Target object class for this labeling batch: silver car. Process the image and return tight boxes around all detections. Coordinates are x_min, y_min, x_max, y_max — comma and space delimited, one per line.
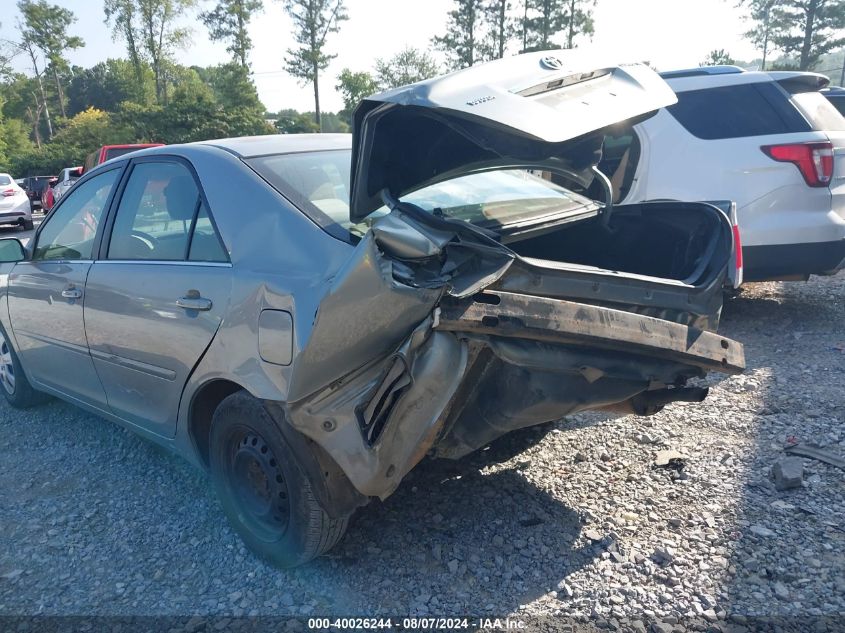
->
0, 52, 744, 567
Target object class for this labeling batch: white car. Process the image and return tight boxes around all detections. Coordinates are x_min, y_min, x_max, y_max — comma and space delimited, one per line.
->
602, 66, 845, 282
0, 174, 34, 231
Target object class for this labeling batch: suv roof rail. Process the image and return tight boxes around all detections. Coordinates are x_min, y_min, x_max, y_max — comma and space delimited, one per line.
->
659, 65, 746, 80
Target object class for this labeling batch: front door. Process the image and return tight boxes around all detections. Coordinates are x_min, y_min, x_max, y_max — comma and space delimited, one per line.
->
7, 168, 121, 407
83, 159, 232, 436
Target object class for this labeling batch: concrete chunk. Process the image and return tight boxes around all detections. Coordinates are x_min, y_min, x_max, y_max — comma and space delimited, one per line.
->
772, 457, 804, 491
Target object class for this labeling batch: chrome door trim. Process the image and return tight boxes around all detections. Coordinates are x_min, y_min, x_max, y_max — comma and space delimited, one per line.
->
12, 329, 91, 356
87, 347, 178, 381
93, 260, 232, 268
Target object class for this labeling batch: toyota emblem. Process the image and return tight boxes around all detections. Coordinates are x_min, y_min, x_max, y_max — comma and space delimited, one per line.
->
540, 56, 564, 70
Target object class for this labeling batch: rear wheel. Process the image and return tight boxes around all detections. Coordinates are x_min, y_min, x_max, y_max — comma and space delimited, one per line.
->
0, 326, 48, 408
209, 391, 348, 568
22, 219, 34, 231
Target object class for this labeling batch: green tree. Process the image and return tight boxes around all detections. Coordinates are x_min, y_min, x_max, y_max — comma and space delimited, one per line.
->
0, 72, 46, 147
104, 0, 197, 104
0, 117, 33, 170
16, 5, 53, 140
16, 0, 84, 119
274, 108, 319, 133
194, 63, 265, 110
434, 0, 484, 69
374, 47, 440, 89
700, 49, 738, 66
335, 68, 378, 123
739, 0, 779, 70
769, 0, 845, 70
114, 66, 272, 143
7, 145, 79, 177
521, 0, 566, 51
200, 0, 263, 68
521, 0, 594, 51
50, 107, 129, 151
482, 0, 514, 59
563, 0, 594, 48
281, 0, 348, 130
103, 0, 145, 84
66, 59, 156, 115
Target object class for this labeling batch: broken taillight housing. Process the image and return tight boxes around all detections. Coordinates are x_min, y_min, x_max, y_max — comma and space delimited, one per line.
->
761, 141, 834, 187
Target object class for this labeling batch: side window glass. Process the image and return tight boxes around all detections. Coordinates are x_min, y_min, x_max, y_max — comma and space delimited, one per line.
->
33, 169, 119, 261
108, 162, 200, 261
189, 203, 228, 263
667, 83, 811, 139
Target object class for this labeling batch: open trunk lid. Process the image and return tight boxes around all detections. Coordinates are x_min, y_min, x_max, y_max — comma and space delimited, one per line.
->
349, 51, 677, 221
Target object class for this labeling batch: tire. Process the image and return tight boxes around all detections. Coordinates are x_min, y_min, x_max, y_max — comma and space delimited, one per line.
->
22, 219, 34, 231
0, 325, 48, 408
209, 391, 348, 568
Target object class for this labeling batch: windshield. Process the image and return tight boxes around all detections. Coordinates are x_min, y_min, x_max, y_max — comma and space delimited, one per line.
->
246, 149, 598, 238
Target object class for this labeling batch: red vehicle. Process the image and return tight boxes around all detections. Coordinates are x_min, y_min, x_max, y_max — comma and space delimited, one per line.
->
39, 176, 59, 211
83, 143, 164, 173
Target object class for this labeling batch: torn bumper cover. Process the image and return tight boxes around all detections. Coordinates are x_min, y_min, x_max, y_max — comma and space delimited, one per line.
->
284, 209, 746, 501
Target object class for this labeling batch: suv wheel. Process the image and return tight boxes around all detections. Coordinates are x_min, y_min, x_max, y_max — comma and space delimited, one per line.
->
209, 391, 348, 568
0, 326, 48, 408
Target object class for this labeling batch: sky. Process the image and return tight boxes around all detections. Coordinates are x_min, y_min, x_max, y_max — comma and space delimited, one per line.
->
2, 0, 761, 113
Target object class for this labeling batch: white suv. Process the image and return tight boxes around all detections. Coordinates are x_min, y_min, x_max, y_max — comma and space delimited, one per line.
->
601, 66, 845, 282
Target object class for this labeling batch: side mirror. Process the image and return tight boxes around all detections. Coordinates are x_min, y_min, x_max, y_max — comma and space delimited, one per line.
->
0, 239, 27, 263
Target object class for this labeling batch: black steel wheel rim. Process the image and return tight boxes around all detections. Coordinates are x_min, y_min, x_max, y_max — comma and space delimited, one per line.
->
226, 428, 290, 541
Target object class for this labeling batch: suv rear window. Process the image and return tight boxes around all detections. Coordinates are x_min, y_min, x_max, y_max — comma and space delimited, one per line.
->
667, 82, 811, 139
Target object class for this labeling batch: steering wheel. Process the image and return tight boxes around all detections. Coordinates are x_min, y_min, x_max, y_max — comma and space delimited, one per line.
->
129, 230, 158, 253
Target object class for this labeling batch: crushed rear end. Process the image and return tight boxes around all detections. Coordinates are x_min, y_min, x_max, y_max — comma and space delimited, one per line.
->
283, 52, 746, 501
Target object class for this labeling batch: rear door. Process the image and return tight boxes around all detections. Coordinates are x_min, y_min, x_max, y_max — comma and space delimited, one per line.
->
7, 168, 121, 407
83, 157, 232, 437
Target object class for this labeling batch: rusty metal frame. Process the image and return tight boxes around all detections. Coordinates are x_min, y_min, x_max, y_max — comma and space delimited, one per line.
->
437, 291, 745, 374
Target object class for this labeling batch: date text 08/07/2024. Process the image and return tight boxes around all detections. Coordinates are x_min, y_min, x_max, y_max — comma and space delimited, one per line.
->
307, 617, 527, 630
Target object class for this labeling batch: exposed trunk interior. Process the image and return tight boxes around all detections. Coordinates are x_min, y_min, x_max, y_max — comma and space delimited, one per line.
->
506, 201, 732, 287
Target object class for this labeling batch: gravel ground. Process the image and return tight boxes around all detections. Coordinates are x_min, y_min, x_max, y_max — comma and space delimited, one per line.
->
0, 272, 843, 630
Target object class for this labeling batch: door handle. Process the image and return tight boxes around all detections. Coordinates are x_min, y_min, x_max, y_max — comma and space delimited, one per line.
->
61, 287, 82, 300
176, 291, 212, 311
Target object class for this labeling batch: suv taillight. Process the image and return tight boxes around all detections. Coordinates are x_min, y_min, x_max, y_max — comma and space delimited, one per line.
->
2, 188, 16, 197
761, 141, 834, 187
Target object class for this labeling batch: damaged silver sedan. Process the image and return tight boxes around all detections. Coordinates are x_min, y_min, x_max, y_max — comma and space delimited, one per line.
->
0, 52, 744, 567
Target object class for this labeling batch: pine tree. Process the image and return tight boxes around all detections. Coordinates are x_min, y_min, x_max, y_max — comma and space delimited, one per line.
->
281, 0, 348, 130
201, 0, 264, 69
433, 0, 485, 70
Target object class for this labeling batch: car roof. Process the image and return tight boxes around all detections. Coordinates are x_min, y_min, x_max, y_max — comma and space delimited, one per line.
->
661, 67, 830, 92
197, 133, 352, 158
822, 86, 845, 96
99, 143, 164, 150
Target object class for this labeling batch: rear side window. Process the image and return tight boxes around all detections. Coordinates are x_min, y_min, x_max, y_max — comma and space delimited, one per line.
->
789, 91, 845, 131
827, 96, 845, 117
667, 82, 811, 139
108, 161, 228, 262
0, 176, 11, 186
